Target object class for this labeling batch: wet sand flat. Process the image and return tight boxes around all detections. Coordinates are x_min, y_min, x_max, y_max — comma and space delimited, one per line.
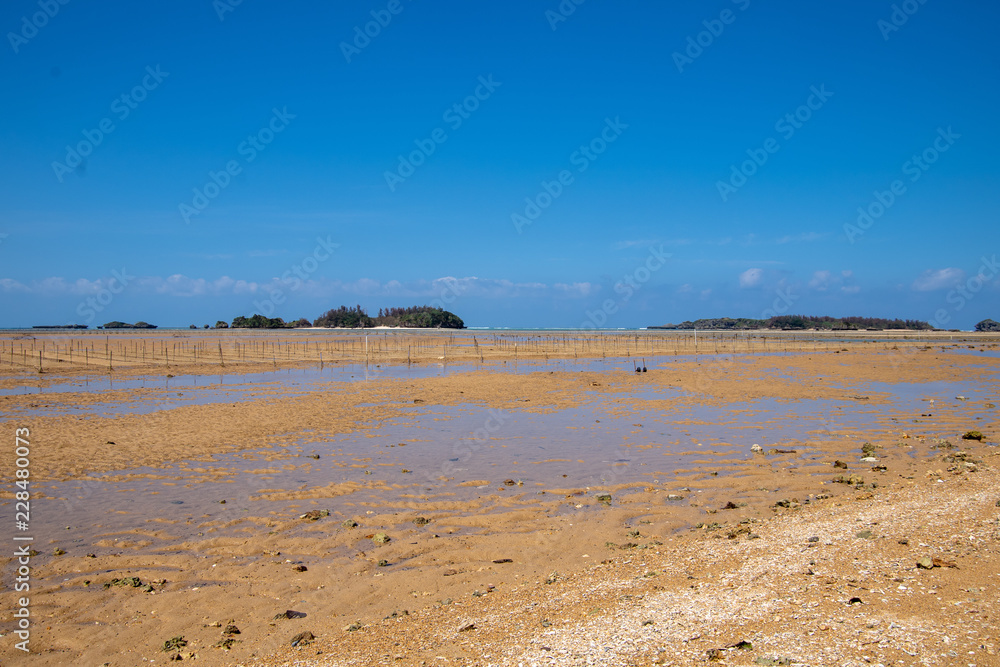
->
0, 332, 997, 666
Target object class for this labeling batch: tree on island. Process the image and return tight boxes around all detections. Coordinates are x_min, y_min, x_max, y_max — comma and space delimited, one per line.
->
312, 305, 372, 328
312, 305, 465, 329
653, 315, 932, 331
975, 319, 1000, 332
231, 314, 288, 329
102, 321, 157, 329
373, 305, 465, 329
215, 321, 229, 329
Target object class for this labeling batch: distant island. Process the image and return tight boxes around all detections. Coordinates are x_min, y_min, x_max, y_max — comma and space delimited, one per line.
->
100, 321, 158, 329
31, 324, 88, 329
975, 319, 1000, 332
222, 305, 465, 330
650, 315, 933, 331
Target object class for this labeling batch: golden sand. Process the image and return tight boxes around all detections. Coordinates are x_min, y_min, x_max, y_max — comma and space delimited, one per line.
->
0, 331, 996, 665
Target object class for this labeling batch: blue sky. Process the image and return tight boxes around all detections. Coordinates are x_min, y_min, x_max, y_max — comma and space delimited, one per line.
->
1, 0, 998, 328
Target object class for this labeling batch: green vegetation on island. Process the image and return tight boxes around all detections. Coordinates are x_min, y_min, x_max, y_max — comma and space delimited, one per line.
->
31, 324, 88, 329
230, 314, 299, 329
100, 321, 157, 329
312, 305, 464, 329
225, 306, 463, 330
975, 319, 1000, 332
651, 315, 933, 331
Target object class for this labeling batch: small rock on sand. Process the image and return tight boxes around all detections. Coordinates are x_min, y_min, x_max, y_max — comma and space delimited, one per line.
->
290, 631, 314, 647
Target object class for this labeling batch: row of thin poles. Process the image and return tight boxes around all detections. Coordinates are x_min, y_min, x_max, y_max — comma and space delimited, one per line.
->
0, 330, 951, 374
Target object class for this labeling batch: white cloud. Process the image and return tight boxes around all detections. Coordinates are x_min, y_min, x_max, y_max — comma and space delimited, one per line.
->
841, 285, 861, 294
0, 278, 28, 293
554, 282, 594, 296
0, 273, 598, 303
808, 270, 833, 290
739, 268, 763, 288
912, 268, 964, 291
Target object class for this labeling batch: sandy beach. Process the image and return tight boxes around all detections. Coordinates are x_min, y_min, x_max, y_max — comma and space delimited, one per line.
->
0, 330, 997, 666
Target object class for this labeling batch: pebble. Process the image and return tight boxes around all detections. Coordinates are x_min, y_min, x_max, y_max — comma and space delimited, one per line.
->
290, 631, 315, 646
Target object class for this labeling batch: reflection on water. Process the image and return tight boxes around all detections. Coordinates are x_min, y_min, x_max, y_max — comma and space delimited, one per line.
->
20, 375, 993, 555
0, 357, 640, 397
